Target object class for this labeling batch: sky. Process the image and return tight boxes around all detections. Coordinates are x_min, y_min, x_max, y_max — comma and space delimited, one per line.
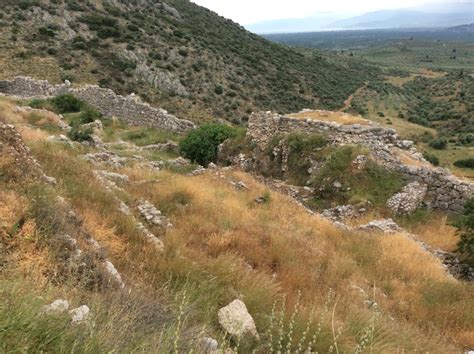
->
190, 0, 452, 25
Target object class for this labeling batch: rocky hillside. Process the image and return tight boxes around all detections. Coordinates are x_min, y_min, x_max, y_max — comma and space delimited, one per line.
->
1, 90, 473, 351
0, 0, 377, 123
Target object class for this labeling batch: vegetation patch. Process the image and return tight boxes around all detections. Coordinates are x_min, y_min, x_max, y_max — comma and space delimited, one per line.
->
454, 158, 474, 169
311, 146, 404, 208
180, 124, 240, 166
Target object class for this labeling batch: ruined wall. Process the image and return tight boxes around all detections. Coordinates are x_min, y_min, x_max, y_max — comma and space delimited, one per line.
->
0, 77, 195, 133
247, 111, 474, 213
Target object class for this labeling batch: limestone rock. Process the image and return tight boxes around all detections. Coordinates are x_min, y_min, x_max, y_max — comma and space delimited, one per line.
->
200, 337, 219, 352
322, 204, 366, 222
104, 260, 125, 288
138, 200, 172, 228
218, 299, 259, 339
70, 305, 90, 323
359, 219, 401, 234
43, 299, 70, 314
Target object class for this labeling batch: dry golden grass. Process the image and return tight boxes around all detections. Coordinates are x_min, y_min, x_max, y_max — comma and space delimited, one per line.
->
17, 126, 50, 142
120, 166, 471, 350
378, 233, 448, 281
393, 148, 431, 168
405, 213, 460, 252
0, 98, 24, 125
5, 121, 471, 351
287, 110, 370, 125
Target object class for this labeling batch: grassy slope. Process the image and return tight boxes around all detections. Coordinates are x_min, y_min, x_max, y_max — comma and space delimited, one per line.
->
1, 98, 473, 351
0, 0, 377, 123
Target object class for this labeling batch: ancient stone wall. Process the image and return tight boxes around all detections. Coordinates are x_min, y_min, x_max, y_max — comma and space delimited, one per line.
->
247, 111, 474, 213
0, 77, 195, 133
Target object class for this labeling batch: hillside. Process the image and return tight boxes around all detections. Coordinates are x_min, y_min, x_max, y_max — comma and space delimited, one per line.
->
0, 0, 377, 123
1, 93, 473, 352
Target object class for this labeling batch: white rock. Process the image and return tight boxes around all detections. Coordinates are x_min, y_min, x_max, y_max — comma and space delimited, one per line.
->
42, 299, 70, 314
218, 299, 259, 339
359, 219, 400, 234
104, 260, 125, 288
70, 305, 90, 323
200, 337, 219, 352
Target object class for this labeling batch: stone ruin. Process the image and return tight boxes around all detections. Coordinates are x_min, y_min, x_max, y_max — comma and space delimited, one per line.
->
244, 111, 473, 213
0, 76, 195, 133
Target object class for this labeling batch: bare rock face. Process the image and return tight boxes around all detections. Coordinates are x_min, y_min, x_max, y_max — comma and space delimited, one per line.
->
218, 299, 259, 339
387, 181, 428, 215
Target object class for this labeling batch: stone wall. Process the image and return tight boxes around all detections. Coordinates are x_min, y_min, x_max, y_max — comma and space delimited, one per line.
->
0, 77, 195, 133
247, 111, 474, 213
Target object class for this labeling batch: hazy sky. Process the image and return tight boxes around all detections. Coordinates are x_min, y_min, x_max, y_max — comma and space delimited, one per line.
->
191, 0, 451, 25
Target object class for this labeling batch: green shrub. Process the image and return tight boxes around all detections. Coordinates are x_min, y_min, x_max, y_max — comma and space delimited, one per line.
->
423, 152, 440, 166
68, 126, 93, 142
429, 138, 448, 150
50, 94, 83, 114
214, 85, 224, 95
77, 106, 102, 125
454, 158, 474, 169
180, 124, 237, 166
28, 98, 53, 111
456, 198, 474, 265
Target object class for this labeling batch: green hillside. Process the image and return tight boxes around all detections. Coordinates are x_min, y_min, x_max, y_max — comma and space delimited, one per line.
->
0, 0, 377, 123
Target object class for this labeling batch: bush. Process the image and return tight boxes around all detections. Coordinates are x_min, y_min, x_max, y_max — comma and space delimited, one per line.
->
454, 158, 474, 169
423, 152, 440, 166
77, 106, 102, 125
456, 198, 474, 265
429, 138, 448, 150
50, 94, 83, 114
180, 124, 237, 166
68, 126, 93, 142
214, 85, 224, 95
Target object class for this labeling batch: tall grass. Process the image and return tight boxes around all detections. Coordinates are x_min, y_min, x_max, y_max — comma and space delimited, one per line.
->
3, 105, 471, 352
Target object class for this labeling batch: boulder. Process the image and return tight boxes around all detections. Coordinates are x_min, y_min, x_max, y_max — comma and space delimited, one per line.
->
218, 300, 259, 339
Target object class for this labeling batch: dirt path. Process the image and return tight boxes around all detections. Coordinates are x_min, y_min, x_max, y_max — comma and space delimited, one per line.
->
339, 84, 367, 112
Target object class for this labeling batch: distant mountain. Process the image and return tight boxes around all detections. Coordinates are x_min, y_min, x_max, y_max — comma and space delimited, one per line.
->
247, 1, 473, 33
245, 13, 352, 34
327, 9, 473, 30
447, 23, 474, 33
